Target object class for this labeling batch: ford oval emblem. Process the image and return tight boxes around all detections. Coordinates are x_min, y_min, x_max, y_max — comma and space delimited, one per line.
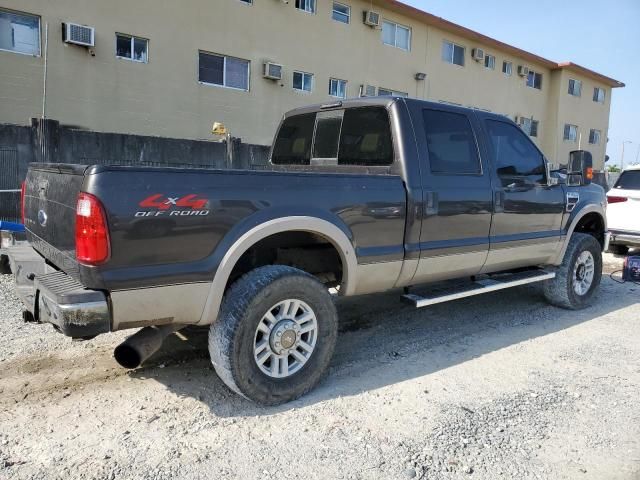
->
37, 209, 48, 227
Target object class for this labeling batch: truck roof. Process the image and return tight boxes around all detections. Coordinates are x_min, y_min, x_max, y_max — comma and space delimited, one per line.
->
283, 96, 511, 123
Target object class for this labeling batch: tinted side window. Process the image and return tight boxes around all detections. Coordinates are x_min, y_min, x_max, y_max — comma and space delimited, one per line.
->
338, 107, 393, 166
485, 120, 546, 186
422, 109, 481, 174
272, 113, 316, 165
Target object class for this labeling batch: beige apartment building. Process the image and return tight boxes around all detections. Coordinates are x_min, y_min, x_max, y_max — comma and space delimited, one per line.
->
0, 0, 624, 169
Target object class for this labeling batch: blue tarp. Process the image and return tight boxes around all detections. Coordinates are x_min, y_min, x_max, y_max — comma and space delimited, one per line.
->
0, 221, 25, 233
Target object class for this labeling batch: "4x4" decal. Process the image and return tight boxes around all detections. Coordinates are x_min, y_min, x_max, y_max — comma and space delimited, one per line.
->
135, 194, 210, 217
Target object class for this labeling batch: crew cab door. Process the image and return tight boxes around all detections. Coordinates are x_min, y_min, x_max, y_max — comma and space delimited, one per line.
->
407, 104, 493, 283
479, 117, 565, 272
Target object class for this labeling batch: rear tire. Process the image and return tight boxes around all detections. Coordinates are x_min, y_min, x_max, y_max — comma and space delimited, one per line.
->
0, 255, 10, 274
608, 244, 629, 256
209, 265, 338, 405
543, 233, 602, 310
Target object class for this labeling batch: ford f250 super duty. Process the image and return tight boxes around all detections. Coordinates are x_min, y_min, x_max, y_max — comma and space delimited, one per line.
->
10, 97, 608, 405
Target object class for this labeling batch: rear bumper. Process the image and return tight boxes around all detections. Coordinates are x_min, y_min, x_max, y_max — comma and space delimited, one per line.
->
609, 229, 640, 247
8, 245, 111, 338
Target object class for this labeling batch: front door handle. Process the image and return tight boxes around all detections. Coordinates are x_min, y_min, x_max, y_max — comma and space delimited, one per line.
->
494, 190, 505, 213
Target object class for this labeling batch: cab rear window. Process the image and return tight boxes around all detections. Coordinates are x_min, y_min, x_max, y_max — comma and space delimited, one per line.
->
271, 107, 393, 167
614, 170, 640, 190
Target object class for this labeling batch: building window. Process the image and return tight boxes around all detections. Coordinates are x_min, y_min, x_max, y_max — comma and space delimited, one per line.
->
589, 129, 601, 145
295, 0, 316, 13
332, 2, 350, 23
0, 9, 40, 56
484, 54, 495, 70
293, 71, 313, 92
378, 88, 408, 97
329, 78, 347, 98
563, 124, 578, 142
237, 0, 253, 4
593, 87, 606, 103
568, 78, 582, 97
526, 70, 543, 90
502, 61, 512, 76
116, 34, 148, 63
382, 20, 410, 51
519, 117, 539, 138
441, 41, 465, 66
199, 51, 250, 91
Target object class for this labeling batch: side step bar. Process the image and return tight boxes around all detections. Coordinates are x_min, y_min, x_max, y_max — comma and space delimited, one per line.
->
402, 270, 555, 308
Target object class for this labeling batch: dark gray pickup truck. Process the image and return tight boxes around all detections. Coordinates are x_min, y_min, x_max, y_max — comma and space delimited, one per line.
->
12, 97, 608, 404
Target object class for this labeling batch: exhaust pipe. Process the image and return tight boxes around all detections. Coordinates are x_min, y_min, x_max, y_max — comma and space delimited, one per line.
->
114, 325, 180, 369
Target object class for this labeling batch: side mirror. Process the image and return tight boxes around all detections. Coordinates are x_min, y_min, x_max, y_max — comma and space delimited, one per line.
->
567, 150, 593, 186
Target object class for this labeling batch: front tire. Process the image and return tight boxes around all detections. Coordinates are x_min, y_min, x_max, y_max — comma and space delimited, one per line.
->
543, 233, 602, 310
209, 265, 338, 405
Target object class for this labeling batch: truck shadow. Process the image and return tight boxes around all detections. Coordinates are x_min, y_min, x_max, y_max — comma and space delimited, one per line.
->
130, 277, 638, 417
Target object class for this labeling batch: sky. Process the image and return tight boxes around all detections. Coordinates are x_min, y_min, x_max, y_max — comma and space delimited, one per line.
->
403, 0, 640, 168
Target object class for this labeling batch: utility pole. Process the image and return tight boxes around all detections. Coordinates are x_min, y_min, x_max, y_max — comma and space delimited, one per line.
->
621, 140, 632, 170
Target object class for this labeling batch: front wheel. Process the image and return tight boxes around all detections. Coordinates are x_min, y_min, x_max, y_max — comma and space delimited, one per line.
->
209, 265, 338, 405
543, 233, 602, 310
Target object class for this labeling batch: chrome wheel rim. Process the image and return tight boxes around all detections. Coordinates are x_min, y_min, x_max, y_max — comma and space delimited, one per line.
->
573, 251, 595, 296
253, 299, 318, 378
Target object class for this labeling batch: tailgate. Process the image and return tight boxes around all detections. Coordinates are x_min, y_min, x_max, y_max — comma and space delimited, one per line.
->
24, 164, 87, 267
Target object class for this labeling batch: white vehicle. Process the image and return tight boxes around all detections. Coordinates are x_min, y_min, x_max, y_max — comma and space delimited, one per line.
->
607, 165, 640, 255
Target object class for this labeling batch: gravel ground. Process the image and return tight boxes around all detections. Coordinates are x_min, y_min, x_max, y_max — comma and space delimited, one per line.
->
0, 253, 639, 480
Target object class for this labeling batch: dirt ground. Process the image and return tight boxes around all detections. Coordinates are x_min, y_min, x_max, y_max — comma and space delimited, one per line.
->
0, 253, 638, 480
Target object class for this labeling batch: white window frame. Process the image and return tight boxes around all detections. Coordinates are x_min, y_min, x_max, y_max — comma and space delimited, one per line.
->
502, 61, 512, 76
441, 40, 465, 67
526, 70, 543, 90
484, 54, 495, 70
115, 34, 149, 63
568, 78, 582, 97
593, 87, 606, 103
293, 71, 313, 92
564, 124, 578, 142
382, 20, 411, 51
0, 8, 41, 57
331, 2, 350, 23
329, 78, 347, 98
589, 129, 601, 145
295, 0, 316, 14
378, 87, 408, 97
198, 51, 250, 92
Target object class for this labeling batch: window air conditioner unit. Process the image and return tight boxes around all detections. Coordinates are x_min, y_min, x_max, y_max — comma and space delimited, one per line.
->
63, 22, 95, 47
471, 48, 485, 62
263, 62, 283, 80
517, 65, 530, 77
363, 11, 381, 28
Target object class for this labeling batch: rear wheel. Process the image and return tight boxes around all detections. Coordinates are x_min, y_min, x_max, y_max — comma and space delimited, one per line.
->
543, 233, 602, 310
209, 265, 338, 405
608, 244, 629, 256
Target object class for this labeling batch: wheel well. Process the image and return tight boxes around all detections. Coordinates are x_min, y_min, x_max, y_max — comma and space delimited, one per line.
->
573, 212, 605, 248
227, 231, 344, 290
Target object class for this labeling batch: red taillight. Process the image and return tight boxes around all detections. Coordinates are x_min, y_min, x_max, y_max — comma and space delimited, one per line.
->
75, 192, 110, 265
607, 195, 628, 204
20, 181, 26, 224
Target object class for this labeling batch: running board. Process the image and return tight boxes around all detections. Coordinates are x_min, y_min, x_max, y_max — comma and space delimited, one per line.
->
402, 270, 555, 308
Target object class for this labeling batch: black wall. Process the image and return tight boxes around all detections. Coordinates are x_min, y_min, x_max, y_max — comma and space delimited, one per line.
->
0, 119, 270, 222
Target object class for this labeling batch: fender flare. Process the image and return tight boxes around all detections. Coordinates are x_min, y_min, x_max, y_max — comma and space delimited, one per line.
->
198, 216, 358, 325
552, 204, 606, 265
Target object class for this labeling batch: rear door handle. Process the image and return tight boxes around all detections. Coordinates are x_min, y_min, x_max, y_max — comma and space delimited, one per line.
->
424, 191, 438, 216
